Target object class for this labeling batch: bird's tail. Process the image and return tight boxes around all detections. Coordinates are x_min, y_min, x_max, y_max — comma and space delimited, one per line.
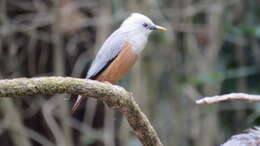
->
71, 95, 84, 114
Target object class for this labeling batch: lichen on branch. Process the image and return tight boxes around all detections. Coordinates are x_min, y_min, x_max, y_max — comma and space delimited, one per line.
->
0, 76, 163, 146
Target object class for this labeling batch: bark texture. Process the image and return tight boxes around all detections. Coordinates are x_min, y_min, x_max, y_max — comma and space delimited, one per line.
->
0, 77, 163, 146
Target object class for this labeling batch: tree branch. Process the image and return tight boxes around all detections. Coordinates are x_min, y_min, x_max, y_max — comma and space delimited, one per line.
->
196, 93, 260, 104
0, 77, 163, 146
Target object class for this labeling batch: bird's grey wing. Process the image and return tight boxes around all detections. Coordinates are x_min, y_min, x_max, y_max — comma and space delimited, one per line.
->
86, 30, 126, 79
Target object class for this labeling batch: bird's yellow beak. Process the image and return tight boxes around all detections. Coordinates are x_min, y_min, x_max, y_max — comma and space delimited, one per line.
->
155, 25, 167, 31
148, 25, 168, 31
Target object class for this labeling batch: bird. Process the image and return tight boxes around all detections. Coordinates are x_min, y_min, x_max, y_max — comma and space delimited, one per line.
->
72, 13, 167, 113
221, 127, 260, 146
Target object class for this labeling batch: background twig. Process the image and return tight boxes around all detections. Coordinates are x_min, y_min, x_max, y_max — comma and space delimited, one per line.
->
196, 93, 260, 104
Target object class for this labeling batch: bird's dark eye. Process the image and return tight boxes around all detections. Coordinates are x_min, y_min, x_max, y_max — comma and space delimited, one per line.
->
143, 23, 148, 28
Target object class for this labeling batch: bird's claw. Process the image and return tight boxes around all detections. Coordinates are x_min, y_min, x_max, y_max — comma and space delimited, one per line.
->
64, 95, 72, 101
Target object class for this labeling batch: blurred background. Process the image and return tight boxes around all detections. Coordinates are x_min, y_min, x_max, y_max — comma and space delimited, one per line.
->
1, 0, 260, 146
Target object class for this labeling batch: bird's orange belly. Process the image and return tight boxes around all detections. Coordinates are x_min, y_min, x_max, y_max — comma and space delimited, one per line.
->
96, 42, 138, 84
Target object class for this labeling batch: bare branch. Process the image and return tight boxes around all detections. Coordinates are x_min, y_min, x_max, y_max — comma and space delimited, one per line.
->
196, 93, 260, 104
0, 77, 163, 146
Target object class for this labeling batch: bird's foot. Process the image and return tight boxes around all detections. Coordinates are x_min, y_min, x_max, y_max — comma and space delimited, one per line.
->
64, 95, 72, 101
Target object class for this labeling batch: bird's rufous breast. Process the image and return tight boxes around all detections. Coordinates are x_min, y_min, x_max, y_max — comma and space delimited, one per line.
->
96, 42, 138, 83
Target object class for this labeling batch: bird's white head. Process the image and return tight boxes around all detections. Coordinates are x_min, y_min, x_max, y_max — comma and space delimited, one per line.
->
120, 13, 167, 36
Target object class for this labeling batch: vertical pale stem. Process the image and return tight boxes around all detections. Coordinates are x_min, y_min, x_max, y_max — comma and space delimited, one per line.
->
52, 0, 72, 146
0, 99, 32, 146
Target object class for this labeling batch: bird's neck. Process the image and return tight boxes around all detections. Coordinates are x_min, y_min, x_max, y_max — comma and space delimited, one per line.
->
126, 32, 148, 54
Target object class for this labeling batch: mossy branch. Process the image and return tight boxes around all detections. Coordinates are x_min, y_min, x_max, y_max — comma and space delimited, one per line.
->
0, 76, 163, 146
